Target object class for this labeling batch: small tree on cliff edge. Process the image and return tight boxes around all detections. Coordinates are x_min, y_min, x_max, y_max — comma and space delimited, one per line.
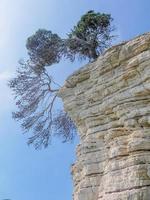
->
9, 10, 115, 149
67, 11, 114, 61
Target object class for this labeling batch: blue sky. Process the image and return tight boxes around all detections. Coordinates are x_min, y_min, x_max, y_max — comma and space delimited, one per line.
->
0, 0, 150, 199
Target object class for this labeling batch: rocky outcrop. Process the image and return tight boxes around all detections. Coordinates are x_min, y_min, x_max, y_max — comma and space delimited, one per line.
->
59, 33, 150, 200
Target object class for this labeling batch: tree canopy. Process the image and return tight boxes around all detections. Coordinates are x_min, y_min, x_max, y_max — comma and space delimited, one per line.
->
67, 10, 114, 60
26, 30, 65, 68
9, 10, 115, 149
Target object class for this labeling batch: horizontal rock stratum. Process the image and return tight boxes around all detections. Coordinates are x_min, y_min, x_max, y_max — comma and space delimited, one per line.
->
59, 33, 150, 200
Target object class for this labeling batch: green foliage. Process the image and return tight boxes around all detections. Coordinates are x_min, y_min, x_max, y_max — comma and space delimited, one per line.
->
26, 11, 115, 67
26, 29, 65, 73
67, 10, 115, 60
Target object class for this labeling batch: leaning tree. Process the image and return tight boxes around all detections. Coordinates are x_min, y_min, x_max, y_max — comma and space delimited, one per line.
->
9, 10, 115, 149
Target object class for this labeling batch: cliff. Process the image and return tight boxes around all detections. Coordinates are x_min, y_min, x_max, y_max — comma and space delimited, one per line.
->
59, 33, 150, 200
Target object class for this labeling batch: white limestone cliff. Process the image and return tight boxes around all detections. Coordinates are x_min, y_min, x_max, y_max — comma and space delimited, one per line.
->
59, 33, 150, 200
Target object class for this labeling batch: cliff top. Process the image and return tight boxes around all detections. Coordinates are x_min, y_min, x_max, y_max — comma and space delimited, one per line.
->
59, 32, 150, 92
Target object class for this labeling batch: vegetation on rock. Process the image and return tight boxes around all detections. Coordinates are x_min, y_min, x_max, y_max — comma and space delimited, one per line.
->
9, 10, 115, 149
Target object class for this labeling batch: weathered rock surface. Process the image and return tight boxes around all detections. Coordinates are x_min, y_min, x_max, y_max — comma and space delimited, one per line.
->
59, 33, 150, 200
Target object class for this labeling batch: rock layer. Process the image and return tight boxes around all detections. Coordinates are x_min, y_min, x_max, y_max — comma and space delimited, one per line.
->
59, 33, 150, 200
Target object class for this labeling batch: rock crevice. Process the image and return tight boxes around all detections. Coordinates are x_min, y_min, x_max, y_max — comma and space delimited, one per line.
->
59, 33, 150, 200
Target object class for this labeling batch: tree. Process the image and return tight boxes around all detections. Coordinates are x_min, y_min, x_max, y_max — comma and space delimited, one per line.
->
9, 59, 76, 149
67, 10, 115, 61
9, 10, 115, 149
26, 29, 65, 74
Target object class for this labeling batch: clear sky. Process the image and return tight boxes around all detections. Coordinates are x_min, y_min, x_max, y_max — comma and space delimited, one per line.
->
0, 0, 150, 199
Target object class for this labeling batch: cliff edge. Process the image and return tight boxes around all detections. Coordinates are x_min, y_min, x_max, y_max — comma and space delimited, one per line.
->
59, 33, 150, 200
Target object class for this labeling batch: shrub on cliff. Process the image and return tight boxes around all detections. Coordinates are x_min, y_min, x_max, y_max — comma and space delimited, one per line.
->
9, 10, 115, 149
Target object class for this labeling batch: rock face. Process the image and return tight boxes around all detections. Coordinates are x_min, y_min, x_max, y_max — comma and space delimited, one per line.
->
59, 33, 150, 200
